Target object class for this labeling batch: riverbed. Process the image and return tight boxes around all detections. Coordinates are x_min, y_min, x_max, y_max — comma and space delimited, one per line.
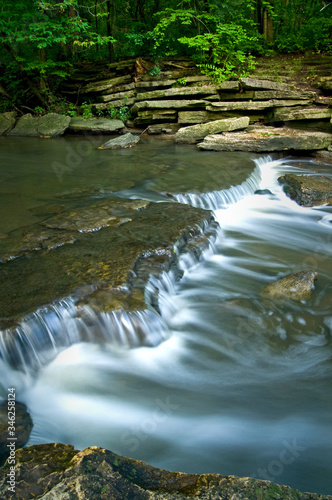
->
0, 136, 331, 495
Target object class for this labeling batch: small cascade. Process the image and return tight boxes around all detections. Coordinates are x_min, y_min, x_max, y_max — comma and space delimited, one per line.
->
173, 162, 263, 210
0, 298, 168, 375
0, 156, 290, 376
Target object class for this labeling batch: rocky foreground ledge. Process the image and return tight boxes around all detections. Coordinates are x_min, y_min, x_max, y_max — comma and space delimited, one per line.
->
0, 443, 331, 500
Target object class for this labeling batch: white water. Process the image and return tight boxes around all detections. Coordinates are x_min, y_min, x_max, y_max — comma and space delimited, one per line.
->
1, 155, 332, 495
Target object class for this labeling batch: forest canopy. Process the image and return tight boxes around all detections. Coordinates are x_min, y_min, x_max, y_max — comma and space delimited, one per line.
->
0, 0, 331, 111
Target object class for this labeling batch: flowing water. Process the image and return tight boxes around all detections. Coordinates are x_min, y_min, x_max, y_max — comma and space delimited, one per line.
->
0, 137, 332, 495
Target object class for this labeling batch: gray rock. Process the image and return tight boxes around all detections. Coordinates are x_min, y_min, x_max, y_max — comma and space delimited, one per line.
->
8, 113, 71, 137
0, 443, 330, 500
99, 90, 136, 103
262, 270, 318, 301
136, 86, 217, 100
69, 117, 124, 133
132, 100, 207, 112
175, 117, 250, 144
0, 111, 17, 135
178, 111, 208, 124
198, 127, 332, 152
269, 107, 332, 122
278, 173, 332, 206
94, 98, 136, 111
240, 78, 293, 91
98, 132, 140, 149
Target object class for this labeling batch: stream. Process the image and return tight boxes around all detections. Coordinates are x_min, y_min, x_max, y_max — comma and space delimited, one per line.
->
0, 136, 332, 495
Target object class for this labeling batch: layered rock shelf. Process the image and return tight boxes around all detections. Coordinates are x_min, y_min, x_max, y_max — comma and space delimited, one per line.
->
1, 56, 331, 153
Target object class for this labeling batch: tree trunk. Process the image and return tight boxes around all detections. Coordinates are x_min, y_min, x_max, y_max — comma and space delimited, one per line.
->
3, 43, 48, 107
106, 0, 115, 62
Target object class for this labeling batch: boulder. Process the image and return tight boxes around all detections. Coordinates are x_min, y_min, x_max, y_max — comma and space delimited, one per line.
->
0, 401, 33, 466
134, 109, 177, 125
198, 127, 332, 152
69, 117, 124, 133
98, 132, 140, 149
0, 111, 16, 135
278, 173, 332, 206
175, 117, 250, 144
262, 270, 318, 301
269, 107, 332, 122
0, 443, 330, 500
94, 98, 136, 111
8, 113, 71, 137
0, 200, 213, 321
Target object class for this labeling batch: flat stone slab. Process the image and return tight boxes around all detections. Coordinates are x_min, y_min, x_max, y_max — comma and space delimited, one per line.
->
98, 132, 140, 149
262, 270, 318, 301
1, 443, 330, 500
271, 107, 332, 122
99, 90, 136, 103
8, 113, 71, 137
278, 173, 332, 206
197, 127, 332, 152
136, 86, 217, 100
207, 100, 313, 112
132, 100, 207, 112
240, 78, 293, 91
69, 117, 124, 133
175, 116, 250, 144
81, 75, 132, 94
0, 200, 213, 321
219, 90, 316, 101
0, 111, 16, 135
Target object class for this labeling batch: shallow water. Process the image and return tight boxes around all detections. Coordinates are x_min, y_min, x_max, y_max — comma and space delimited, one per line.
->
0, 137, 332, 495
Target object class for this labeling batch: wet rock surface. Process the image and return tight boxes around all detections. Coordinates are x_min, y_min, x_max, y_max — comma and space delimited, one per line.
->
0, 199, 214, 323
278, 173, 332, 206
262, 270, 318, 301
175, 117, 250, 144
0, 443, 330, 500
68, 117, 124, 133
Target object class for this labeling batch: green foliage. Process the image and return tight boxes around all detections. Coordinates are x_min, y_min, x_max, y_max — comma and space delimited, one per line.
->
176, 78, 187, 86
106, 98, 131, 122
81, 102, 93, 120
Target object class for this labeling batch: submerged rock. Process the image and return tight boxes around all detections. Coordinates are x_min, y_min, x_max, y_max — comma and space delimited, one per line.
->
98, 132, 140, 149
262, 270, 318, 301
0, 201, 214, 321
0, 401, 33, 466
278, 173, 332, 206
0, 443, 330, 499
7, 113, 71, 137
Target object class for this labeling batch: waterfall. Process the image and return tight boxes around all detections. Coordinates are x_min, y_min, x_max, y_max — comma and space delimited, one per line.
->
0, 155, 278, 376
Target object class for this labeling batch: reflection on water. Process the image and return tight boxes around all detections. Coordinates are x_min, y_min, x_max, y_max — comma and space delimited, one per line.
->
0, 138, 332, 495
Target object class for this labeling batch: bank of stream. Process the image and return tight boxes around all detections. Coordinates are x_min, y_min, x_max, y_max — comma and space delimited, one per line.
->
0, 136, 332, 496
